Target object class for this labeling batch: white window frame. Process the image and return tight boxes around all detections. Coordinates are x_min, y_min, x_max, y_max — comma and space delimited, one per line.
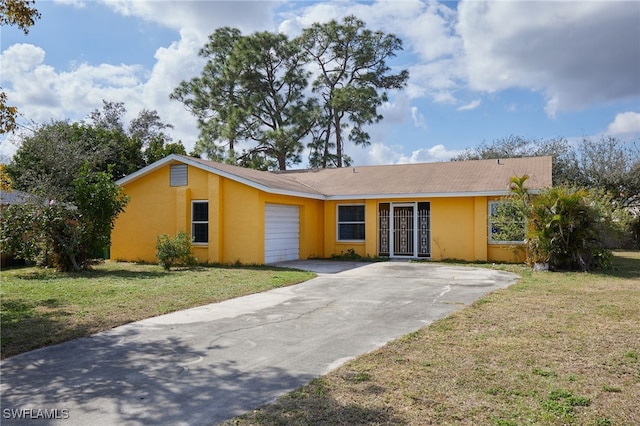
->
191, 200, 209, 245
337, 204, 365, 242
488, 201, 526, 245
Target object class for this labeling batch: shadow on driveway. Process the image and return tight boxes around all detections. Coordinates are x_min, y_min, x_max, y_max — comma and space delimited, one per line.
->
1, 261, 519, 425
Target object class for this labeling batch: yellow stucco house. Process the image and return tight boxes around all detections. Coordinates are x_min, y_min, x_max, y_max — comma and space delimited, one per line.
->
111, 154, 552, 265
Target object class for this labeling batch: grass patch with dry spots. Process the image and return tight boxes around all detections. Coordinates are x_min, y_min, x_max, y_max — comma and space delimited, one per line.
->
226, 252, 640, 426
0, 262, 314, 359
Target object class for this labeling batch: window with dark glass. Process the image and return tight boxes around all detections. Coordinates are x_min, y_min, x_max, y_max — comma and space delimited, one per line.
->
192, 201, 208, 243
337, 205, 365, 241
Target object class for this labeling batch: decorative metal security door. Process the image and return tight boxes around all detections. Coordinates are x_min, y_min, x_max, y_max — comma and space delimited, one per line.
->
378, 202, 431, 258
417, 202, 431, 258
393, 206, 414, 256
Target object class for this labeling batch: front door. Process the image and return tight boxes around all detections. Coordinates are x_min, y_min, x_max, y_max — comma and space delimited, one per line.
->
378, 202, 430, 258
392, 205, 414, 256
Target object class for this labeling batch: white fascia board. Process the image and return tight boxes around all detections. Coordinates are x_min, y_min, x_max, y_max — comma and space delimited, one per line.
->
116, 155, 180, 186
176, 157, 326, 200
117, 154, 325, 200
325, 189, 544, 201
117, 155, 546, 201
265, 188, 325, 200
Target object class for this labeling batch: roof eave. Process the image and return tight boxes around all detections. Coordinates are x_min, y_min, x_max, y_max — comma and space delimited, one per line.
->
116, 154, 180, 186
116, 154, 326, 200
325, 189, 545, 201
116, 155, 549, 201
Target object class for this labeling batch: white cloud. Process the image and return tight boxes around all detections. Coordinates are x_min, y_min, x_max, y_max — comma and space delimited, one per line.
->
396, 144, 461, 164
0, 1, 283, 154
378, 95, 411, 124
544, 95, 560, 119
2, 43, 46, 75
607, 112, 640, 136
456, 99, 481, 112
279, 0, 464, 105
284, 0, 640, 114
101, 0, 279, 36
0, 135, 20, 163
4, 0, 639, 164
410, 107, 428, 130
53, 0, 87, 8
457, 1, 640, 116
349, 142, 461, 166
0, 43, 146, 125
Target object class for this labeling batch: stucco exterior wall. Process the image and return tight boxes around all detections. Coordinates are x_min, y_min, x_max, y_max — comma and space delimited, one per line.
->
322, 197, 488, 262
111, 161, 526, 265
111, 166, 178, 262
320, 197, 521, 263
429, 197, 473, 260
112, 162, 325, 265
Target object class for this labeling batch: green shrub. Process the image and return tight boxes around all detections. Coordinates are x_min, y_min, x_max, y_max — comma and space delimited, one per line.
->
0, 167, 129, 272
527, 187, 612, 271
156, 232, 196, 270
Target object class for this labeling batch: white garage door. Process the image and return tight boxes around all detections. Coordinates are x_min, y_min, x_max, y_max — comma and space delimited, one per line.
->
264, 204, 300, 263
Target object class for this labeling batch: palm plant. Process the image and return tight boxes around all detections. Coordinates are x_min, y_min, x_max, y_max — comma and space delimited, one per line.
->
527, 187, 610, 271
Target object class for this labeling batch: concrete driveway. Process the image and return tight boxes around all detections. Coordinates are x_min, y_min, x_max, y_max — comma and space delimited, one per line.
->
1, 261, 519, 425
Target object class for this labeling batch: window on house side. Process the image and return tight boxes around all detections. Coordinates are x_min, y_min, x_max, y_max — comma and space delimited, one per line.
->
170, 164, 188, 187
192, 201, 208, 244
488, 201, 526, 244
337, 205, 365, 241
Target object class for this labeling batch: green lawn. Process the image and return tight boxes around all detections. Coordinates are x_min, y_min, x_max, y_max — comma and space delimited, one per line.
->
0, 261, 314, 359
2, 254, 638, 425
225, 252, 640, 426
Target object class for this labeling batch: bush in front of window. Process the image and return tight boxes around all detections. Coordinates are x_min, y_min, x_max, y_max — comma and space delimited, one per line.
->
155, 232, 196, 270
527, 186, 612, 271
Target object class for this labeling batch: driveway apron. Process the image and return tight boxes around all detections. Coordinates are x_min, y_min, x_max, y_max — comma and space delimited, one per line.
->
1, 261, 519, 425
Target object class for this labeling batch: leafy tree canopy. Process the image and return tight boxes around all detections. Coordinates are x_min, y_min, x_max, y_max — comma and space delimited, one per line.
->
452, 135, 582, 186
577, 136, 640, 209
2, 100, 185, 271
300, 15, 409, 168
0, 163, 12, 191
6, 101, 184, 200
0, 0, 39, 33
453, 135, 639, 203
1, 0, 41, 134
172, 29, 320, 170
87, 100, 184, 172
0, 91, 18, 135
6, 120, 125, 200
0, 166, 129, 271
172, 16, 408, 170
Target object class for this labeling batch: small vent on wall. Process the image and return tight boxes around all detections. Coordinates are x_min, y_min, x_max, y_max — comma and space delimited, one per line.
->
170, 164, 188, 187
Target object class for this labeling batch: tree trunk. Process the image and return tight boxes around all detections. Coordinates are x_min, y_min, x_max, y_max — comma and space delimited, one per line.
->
334, 114, 342, 168
322, 121, 331, 169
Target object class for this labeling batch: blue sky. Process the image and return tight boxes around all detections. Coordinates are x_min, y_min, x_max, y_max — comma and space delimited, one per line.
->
2, 0, 639, 167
